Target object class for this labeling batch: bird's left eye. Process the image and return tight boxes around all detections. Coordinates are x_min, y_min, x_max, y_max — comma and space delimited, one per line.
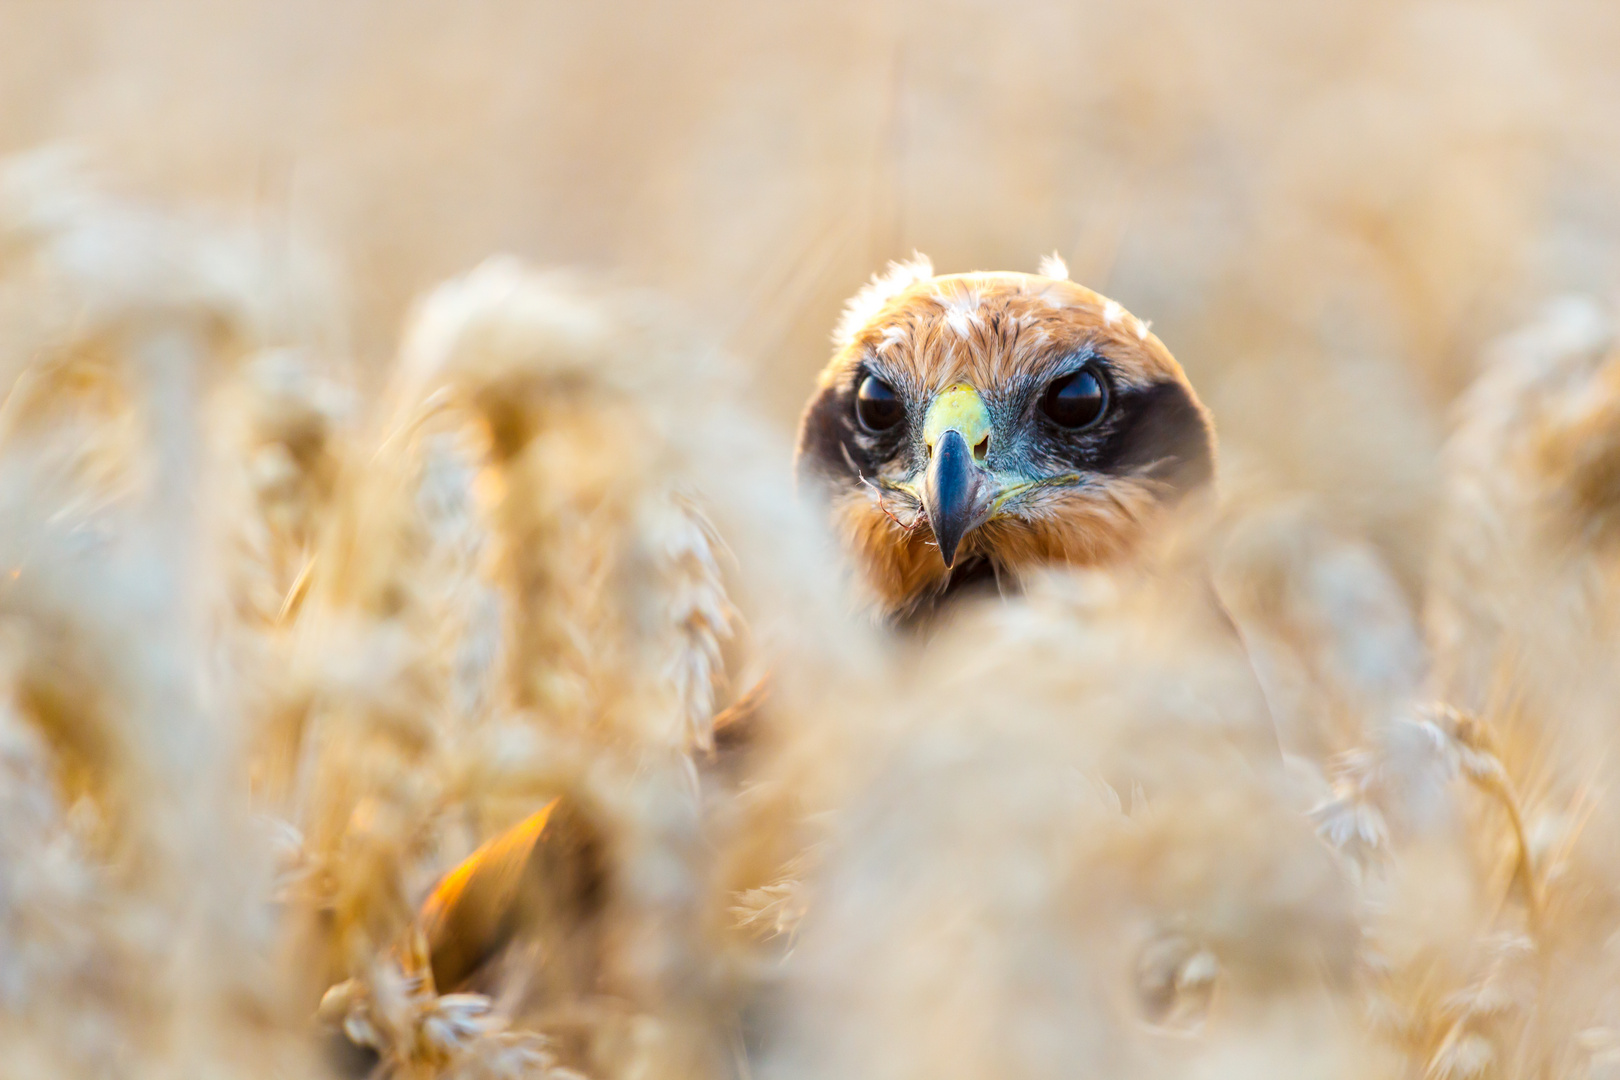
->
1042, 365, 1108, 429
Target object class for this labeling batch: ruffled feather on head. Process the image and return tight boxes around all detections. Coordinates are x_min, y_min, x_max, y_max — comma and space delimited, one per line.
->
832, 252, 934, 347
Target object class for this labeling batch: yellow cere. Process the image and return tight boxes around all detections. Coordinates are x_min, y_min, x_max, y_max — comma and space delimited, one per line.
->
922, 382, 992, 451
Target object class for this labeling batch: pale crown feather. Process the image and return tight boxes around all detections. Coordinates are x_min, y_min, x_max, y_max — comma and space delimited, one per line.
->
833, 252, 935, 346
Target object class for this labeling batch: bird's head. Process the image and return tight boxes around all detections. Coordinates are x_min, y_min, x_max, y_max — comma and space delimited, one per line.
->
796, 255, 1216, 621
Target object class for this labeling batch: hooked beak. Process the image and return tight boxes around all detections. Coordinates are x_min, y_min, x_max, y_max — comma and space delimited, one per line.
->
925, 429, 993, 568
922, 383, 995, 569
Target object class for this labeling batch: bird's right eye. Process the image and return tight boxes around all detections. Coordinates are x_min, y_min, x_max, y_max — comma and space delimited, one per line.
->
856, 375, 904, 432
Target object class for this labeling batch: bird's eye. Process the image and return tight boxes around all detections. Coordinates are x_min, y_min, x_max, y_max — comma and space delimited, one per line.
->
856, 374, 905, 432
1041, 365, 1108, 429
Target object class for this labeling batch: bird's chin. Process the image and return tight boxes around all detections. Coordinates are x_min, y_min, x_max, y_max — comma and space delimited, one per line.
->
939, 554, 1003, 600
893, 553, 1007, 629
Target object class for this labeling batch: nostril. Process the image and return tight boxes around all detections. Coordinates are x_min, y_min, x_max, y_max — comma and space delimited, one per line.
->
973, 436, 990, 462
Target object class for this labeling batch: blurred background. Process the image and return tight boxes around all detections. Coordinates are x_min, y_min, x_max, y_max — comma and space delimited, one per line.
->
8, 6, 1620, 1076
3, 0, 1617, 586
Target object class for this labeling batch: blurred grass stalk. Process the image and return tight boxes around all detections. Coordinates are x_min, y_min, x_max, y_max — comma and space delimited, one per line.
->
3, 2, 1620, 1077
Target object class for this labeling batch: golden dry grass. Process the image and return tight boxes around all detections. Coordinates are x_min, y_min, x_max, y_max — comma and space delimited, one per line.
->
5, 3, 1620, 1078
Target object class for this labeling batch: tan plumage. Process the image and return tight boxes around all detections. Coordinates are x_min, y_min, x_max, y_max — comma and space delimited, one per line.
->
796, 255, 1216, 621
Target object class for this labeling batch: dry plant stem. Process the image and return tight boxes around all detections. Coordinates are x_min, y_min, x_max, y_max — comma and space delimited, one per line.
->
1429, 702, 1544, 928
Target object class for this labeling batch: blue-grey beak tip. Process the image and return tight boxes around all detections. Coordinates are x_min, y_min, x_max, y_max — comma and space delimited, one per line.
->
925, 429, 985, 570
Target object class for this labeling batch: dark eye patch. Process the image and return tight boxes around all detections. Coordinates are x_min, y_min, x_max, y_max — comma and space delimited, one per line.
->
795, 367, 911, 486
1018, 352, 1212, 498
1094, 380, 1214, 494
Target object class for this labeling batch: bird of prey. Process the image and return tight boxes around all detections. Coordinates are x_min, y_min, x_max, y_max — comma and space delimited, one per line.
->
796, 254, 1215, 622
402, 254, 1218, 1011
